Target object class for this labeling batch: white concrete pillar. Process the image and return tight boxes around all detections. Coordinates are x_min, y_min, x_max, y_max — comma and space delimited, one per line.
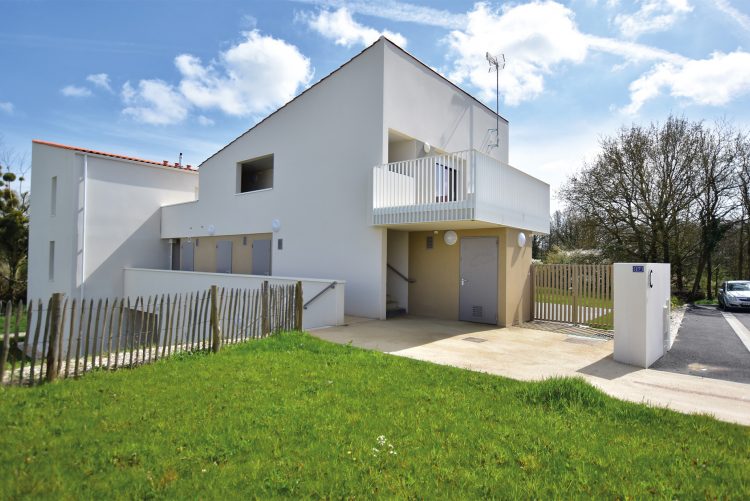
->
613, 263, 671, 368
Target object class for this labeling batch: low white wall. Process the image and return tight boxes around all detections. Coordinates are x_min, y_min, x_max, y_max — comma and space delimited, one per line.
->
123, 268, 345, 329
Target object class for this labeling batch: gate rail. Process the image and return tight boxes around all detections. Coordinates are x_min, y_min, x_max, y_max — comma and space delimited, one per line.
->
531, 264, 613, 330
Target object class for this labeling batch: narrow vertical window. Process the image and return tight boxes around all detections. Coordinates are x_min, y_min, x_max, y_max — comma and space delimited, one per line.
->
48, 241, 55, 281
50, 176, 57, 216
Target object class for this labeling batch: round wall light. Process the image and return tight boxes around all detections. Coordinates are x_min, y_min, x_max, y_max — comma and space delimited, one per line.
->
272, 219, 281, 233
444, 230, 458, 246
207, 224, 216, 236
423, 142, 431, 154
517, 232, 527, 248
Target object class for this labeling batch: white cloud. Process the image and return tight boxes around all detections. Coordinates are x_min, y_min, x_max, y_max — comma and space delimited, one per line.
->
120, 30, 312, 124
713, 0, 750, 32
121, 80, 189, 125
447, 1, 588, 105
614, 0, 693, 39
624, 50, 750, 113
304, 7, 407, 48
61, 85, 92, 97
86, 73, 112, 92
293, 0, 465, 29
585, 35, 686, 64
176, 30, 313, 116
197, 115, 215, 126
0, 102, 12, 114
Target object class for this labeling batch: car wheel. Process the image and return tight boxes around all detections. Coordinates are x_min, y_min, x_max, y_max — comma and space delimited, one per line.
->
718, 300, 724, 310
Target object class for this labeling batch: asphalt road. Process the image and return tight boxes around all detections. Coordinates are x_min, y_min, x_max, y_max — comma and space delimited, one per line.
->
651, 305, 750, 384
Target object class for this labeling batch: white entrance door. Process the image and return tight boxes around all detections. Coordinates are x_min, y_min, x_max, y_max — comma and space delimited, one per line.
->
459, 237, 498, 324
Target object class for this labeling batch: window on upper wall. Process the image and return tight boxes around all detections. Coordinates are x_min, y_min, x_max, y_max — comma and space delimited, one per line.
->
237, 154, 274, 193
50, 176, 57, 216
48, 241, 55, 281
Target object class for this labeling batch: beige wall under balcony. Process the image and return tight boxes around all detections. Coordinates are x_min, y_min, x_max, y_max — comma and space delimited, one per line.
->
408, 227, 532, 327
193, 233, 273, 274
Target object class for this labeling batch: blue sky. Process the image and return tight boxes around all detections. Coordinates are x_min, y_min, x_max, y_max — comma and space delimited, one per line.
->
2, 0, 750, 206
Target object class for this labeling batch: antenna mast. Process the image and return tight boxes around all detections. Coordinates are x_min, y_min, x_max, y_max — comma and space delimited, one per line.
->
485, 52, 505, 151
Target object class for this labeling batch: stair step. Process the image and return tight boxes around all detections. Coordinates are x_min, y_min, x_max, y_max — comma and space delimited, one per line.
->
386, 307, 407, 319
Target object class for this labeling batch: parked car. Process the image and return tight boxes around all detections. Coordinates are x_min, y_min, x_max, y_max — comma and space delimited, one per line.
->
718, 280, 750, 310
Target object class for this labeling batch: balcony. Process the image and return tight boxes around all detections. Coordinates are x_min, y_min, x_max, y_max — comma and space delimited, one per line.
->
372, 149, 549, 233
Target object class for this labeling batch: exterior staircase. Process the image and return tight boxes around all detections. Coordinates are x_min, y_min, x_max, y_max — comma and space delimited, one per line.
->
386, 294, 406, 318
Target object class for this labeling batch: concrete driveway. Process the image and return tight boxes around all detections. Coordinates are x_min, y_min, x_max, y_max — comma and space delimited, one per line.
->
314, 316, 750, 426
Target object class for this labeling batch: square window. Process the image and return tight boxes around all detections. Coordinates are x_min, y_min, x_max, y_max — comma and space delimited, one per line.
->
237, 154, 274, 193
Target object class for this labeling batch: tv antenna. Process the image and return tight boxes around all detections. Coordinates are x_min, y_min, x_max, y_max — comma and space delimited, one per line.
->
486, 52, 505, 151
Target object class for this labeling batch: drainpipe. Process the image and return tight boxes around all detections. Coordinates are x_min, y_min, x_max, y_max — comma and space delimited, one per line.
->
80, 154, 88, 301
469, 96, 474, 151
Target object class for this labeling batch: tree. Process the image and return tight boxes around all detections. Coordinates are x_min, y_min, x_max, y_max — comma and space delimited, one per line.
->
558, 116, 748, 299
0, 142, 29, 302
689, 122, 738, 298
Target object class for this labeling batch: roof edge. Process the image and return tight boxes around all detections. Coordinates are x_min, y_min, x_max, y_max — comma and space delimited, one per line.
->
199, 36, 508, 168
379, 36, 509, 125
32, 139, 197, 172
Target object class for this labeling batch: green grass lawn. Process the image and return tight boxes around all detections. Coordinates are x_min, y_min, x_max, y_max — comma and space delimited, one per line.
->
0, 306, 28, 334
694, 298, 719, 306
1, 332, 748, 498
534, 287, 613, 309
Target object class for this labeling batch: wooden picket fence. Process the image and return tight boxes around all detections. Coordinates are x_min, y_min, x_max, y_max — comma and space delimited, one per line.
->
0, 281, 302, 386
531, 264, 613, 330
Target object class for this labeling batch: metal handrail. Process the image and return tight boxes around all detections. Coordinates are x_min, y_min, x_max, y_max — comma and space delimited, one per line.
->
303, 281, 337, 310
387, 263, 415, 283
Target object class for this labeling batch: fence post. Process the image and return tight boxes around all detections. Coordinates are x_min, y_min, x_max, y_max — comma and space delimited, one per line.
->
529, 265, 536, 321
210, 285, 221, 353
261, 281, 270, 336
572, 265, 579, 325
1, 301, 11, 381
294, 281, 303, 331
46, 293, 63, 382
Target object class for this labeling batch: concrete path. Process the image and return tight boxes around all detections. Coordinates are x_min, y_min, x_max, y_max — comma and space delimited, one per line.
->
314, 316, 750, 426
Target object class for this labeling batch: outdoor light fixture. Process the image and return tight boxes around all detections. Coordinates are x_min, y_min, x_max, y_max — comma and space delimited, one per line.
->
207, 224, 216, 236
272, 219, 281, 233
423, 142, 431, 154
444, 230, 457, 246
517, 232, 527, 248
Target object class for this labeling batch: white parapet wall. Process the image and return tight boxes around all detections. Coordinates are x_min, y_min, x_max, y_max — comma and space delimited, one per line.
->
613, 263, 672, 368
123, 268, 345, 330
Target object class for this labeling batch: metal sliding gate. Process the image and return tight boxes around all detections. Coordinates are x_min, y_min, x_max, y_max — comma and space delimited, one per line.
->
531, 264, 613, 330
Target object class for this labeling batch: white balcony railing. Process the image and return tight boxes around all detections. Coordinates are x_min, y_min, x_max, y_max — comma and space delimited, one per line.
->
372, 149, 549, 233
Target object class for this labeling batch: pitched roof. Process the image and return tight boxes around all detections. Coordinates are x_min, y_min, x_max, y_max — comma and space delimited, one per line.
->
200, 36, 508, 167
32, 139, 197, 171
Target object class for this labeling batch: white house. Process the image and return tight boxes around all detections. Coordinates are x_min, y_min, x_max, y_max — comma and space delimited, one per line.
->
27, 141, 198, 302
29, 37, 549, 328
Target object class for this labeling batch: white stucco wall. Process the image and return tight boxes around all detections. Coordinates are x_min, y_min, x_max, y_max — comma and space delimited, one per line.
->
161, 38, 527, 320
27, 142, 198, 302
28, 143, 79, 303
382, 42, 509, 164
162, 41, 387, 319
123, 268, 345, 329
